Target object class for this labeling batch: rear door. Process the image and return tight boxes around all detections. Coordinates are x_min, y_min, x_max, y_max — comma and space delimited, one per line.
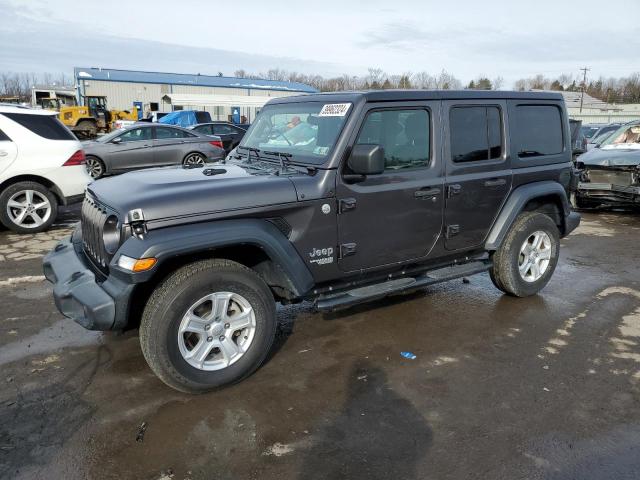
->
443, 101, 511, 250
153, 126, 199, 166
336, 101, 444, 272
106, 127, 154, 172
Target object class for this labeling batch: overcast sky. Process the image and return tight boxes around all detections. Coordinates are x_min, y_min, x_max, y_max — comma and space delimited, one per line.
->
1, 0, 639, 86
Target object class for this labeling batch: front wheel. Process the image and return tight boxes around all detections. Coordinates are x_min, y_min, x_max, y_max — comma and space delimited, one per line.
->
490, 212, 560, 297
140, 259, 276, 393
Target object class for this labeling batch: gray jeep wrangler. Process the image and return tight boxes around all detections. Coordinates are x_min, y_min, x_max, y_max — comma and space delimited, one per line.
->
44, 90, 580, 393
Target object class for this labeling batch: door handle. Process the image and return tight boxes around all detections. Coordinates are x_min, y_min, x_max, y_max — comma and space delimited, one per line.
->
0, 151, 7, 157
414, 188, 441, 200
484, 178, 506, 187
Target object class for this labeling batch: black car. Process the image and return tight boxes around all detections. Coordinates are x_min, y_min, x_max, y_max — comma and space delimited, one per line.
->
188, 122, 247, 152
44, 90, 580, 393
82, 124, 226, 178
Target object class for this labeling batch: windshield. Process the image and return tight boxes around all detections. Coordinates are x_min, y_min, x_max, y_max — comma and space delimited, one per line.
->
580, 125, 601, 139
600, 124, 640, 147
239, 101, 351, 164
590, 126, 619, 145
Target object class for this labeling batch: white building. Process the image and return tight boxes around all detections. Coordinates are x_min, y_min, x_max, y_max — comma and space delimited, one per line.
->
73, 67, 317, 123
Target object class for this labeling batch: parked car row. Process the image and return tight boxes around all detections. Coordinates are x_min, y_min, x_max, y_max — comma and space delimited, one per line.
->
0, 104, 249, 233
82, 124, 226, 179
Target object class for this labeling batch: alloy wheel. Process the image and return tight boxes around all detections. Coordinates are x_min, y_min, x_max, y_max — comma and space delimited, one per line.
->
6, 190, 52, 229
86, 157, 103, 178
183, 153, 205, 167
518, 230, 552, 282
177, 291, 257, 371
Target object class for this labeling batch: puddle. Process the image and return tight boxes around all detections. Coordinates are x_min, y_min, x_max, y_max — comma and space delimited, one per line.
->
0, 319, 104, 365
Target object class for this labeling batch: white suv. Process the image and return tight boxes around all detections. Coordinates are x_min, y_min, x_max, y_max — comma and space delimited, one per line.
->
0, 105, 91, 233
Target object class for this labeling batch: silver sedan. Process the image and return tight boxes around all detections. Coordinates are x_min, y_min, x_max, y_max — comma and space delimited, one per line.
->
82, 124, 226, 179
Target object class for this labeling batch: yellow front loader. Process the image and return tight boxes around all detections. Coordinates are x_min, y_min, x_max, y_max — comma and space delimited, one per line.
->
59, 96, 138, 138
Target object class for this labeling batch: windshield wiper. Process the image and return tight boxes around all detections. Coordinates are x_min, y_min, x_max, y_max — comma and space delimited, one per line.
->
237, 145, 261, 163
262, 150, 316, 176
263, 150, 292, 169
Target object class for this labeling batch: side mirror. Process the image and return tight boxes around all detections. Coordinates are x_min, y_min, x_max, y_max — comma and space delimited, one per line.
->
111, 137, 122, 144
347, 144, 385, 176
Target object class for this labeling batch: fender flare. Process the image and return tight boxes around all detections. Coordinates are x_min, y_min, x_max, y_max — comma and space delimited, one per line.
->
115, 218, 315, 297
485, 181, 577, 250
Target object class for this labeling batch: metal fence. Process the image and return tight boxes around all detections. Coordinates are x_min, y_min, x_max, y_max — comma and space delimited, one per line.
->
568, 112, 640, 124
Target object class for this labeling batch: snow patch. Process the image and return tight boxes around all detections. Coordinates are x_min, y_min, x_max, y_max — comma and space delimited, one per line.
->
0, 275, 45, 287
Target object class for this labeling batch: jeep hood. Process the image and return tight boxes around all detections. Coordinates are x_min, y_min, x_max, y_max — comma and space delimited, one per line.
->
87, 164, 298, 222
578, 146, 640, 168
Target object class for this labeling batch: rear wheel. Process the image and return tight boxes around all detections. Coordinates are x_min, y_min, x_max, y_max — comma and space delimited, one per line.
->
490, 212, 560, 297
85, 156, 105, 179
182, 152, 206, 167
0, 181, 58, 234
140, 259, 276, 393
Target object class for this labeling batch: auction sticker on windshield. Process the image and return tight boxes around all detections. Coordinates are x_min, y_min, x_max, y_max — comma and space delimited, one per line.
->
319, 103, 351, 117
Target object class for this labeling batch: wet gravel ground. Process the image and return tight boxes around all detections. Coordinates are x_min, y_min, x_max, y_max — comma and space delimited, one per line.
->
1, 207, 639, 480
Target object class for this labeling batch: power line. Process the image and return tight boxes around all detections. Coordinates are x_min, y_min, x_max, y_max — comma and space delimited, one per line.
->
579, 66, 590, 113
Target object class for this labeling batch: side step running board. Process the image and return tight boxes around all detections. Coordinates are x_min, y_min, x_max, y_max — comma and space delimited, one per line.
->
315, 260, 491, 312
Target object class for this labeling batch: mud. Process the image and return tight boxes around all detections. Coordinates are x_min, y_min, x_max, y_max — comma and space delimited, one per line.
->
1, 209, 639, 479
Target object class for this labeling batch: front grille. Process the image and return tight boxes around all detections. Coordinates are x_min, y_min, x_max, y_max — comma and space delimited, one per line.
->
588, 170, 633, 186
81, 196, 110, 272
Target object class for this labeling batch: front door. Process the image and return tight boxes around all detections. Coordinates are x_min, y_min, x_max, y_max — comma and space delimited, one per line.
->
107, 127, 154, 172
336, 102, 444, 272
443, 101, 512, 250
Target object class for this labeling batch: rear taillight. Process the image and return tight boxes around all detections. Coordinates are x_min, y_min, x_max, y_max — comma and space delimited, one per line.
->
63, 150, 86, 166
209, 140, 224, 149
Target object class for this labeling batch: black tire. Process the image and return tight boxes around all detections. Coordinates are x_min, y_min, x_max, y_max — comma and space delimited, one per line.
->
490, 212, 560, 297
182, 152, 206, 167
140, 259, 276, 393
76, 120, 97, 138
0, 181, 58, 234
85, 155, 105, 179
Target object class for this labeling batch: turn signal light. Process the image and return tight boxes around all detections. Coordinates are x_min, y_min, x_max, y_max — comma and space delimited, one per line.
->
209, 140, 224, 149
117, 255, 157, 272
63, 150, 86, 166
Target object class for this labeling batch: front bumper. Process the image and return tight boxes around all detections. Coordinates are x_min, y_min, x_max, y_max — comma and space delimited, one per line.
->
577, 182, 640, 206
43, 235, 134, 330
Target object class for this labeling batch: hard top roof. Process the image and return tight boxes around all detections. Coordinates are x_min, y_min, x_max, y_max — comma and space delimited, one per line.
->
0, 104, 59, 115
267, 89, 565, 105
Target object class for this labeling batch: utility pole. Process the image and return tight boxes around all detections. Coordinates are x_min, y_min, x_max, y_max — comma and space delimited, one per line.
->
579, 66, 590, 113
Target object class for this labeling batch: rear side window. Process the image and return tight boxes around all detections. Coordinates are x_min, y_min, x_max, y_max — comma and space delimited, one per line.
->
450, 106, 503, 162
355, 109, 430, 170
0, 127, 11, 141
3, 112, 76, 140
156, 127, 196, 139
513, 105, 563, 157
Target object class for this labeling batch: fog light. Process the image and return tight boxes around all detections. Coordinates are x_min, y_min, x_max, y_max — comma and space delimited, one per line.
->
118, 255, 157, 272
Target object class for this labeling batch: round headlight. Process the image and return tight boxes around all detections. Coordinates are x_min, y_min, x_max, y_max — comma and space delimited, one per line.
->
103, 215, 120, 254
